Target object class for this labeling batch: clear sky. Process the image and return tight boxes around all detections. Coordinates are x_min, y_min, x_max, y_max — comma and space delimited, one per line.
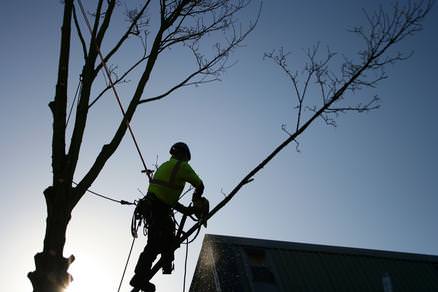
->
1, 1, 437, 291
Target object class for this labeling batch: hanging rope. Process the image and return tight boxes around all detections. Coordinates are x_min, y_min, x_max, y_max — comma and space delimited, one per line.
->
71, 180, 138, 292
183, 237, 189, 292
75, 0, 152, 181
66, 75, 82, 126
117, 236, 137, 292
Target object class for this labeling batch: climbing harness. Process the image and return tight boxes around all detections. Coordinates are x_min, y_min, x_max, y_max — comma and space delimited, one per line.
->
131, 195, 153, 238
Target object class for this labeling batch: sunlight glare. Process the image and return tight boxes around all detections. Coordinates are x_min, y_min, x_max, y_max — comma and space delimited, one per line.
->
64, 255, 108, 292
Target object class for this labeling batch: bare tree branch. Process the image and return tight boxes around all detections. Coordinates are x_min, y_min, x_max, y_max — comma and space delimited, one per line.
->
94, 0, 116, 51
160, 1, 251, 50
139, 1, 260, 104
267, 0, 433, 129
94, 1, 151, 74
326, 95, 381, 113
138, 19, 257, 104
74, 0, 259, 204
66, 0, 117, 184
91, 0, 104, 44
50, 0, 73, 190
74, 3, 173, 204
89, 54, 149, 108
281, 124, 301, 152
264, 44, 337, 131
72, 4, 88, 60
91, 1, 259, 109
206, 0, 433, 246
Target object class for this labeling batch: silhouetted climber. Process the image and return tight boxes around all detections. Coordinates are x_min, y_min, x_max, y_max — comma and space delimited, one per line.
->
130, 142, 207, 292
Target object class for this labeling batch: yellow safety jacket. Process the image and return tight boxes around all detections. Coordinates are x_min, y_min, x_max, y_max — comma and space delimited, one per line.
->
148, 157, 203, 206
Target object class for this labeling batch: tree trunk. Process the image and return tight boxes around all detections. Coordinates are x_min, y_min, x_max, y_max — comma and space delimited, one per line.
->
28, 1, 75, 290
28, 187, 74, 292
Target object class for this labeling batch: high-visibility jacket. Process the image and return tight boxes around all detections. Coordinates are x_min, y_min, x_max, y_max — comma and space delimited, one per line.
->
148, 157, 203, 206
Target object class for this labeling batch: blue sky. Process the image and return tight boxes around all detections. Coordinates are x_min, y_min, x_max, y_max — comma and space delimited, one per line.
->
1, 1, 438, 291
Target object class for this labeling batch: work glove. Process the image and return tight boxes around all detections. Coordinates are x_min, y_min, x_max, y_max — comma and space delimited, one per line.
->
175, 202, 195, 216
182, 205, 195, 216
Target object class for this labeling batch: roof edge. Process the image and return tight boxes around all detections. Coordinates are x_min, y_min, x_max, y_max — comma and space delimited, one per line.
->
204, 233, 438, 263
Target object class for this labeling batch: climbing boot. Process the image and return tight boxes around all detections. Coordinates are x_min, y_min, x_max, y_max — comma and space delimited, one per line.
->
130, 274, 151, 291
129, 274, 142, 289
162, 261, 174, 274
141, 282, 156, 292
129, 280, 155, 292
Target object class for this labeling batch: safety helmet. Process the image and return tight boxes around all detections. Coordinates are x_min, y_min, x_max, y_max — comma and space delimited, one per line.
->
170, 142, 191, 161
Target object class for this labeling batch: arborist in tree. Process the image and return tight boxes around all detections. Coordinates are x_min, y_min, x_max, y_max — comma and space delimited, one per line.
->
130, 142, 208, 292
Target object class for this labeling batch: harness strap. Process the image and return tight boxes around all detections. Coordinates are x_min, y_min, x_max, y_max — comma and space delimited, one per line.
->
150, 160, 183, 190
169, 160, 182, 185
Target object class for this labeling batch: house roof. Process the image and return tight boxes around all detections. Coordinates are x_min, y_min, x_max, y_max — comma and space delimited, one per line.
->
190, 234, 438, 292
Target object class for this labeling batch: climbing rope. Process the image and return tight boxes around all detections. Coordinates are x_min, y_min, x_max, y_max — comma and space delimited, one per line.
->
66, 75, 82, 127
75, 0, 152, 181
84, 186, 135, 205
117, 231, 139, 292
183, 237, 189, 292
172, 213, 198, 292
73, 2, 206, 291
72, 181, 135, 205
